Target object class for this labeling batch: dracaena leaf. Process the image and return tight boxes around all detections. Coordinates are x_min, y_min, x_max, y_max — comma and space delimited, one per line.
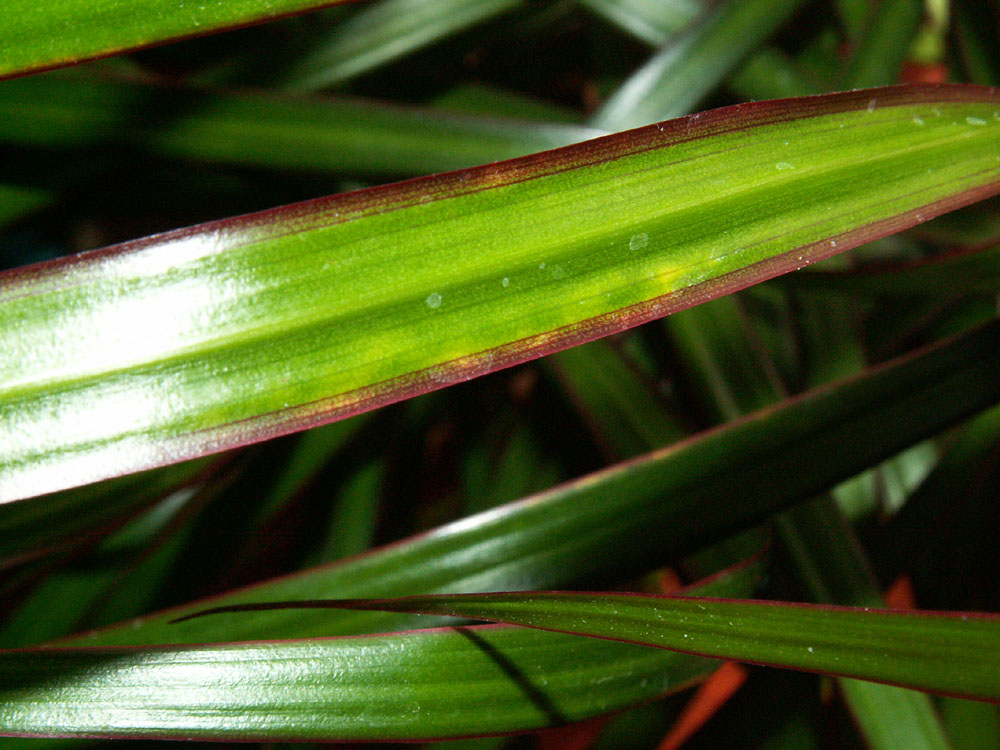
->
2, 85, 1000, 501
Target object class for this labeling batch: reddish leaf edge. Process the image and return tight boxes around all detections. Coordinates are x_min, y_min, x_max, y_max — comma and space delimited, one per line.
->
0, 0, 364, 82
3, 85, 999, 502
5, 84, 995, 291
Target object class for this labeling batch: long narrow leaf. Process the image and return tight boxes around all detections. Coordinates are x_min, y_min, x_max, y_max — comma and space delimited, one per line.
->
3, 86, 999, 502
281, 0, 521, 91
591, 0, 805, 129
208, 591, 1000, 702
0, 72, 601, 179
580, 0, 701, 47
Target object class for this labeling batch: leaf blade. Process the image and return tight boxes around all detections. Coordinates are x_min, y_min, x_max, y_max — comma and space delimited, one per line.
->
244, 592, 1000, 702
3, 86, 1000, 501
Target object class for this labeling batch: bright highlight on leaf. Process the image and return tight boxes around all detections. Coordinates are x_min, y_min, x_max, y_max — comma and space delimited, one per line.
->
177, 591, 1000, 703
2, 85, 999, 502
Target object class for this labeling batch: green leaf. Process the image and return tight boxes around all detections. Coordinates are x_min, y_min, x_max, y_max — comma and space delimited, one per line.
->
729, 47, 822, 101
0, 457, 214, 569
227, 591, 1000, 702
940, 696, 1000, 750
876, 404, 1000, 587
280, 0, 522, 91
0, 561, 757, 741
0, 0, 360, 80
580, 0, 702, 47
0, 71, 599, 180
3, 86, 1000, 502
591, 0, 806, 129
545, 340, 686, 459
0, 487, 202, 646
644, 284, 948, 747
842, 0, 924, 88
784, 243, 1000, 297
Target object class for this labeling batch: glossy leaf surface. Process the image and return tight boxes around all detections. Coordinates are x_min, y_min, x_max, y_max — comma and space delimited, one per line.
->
3, 86, 1000, 502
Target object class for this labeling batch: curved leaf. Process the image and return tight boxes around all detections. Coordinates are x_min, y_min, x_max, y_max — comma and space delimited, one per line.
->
3, 86, 1000, 502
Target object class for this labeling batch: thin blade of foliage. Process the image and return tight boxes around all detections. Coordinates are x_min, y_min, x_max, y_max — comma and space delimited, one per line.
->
0, 72, 600, 180
842, 0, 925, 89
280, 0, 521, 91
638, 292, 948, 747
784, 242, 1000, 297
55, 318, 1000, 649
729, 48, 821, 101
876, 404, 1000, 586
546, 341, 686, 459
579, 0, 702, 47
0, 0, 360, 80
0, 486, 205, 646
591, 0, 805, 130
3, 87, 1000, 502
432, 82, 583, 123
0, 457, 215, 569
224, 591, 1000, 703
0, 71, 603, 177
0, 563, 755, 741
